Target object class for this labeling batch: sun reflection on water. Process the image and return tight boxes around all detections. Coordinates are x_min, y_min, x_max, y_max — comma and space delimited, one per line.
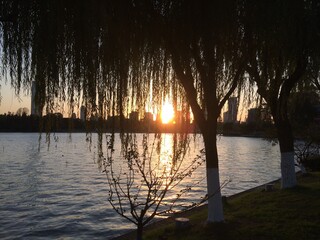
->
157, 134, 174, 176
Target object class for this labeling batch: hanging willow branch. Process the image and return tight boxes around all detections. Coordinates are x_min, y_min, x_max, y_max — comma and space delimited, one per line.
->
0, 1, 167, 120
0, 0, 253, 122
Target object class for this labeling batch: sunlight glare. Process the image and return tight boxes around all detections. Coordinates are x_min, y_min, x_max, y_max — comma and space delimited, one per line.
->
161, 102, 174, 124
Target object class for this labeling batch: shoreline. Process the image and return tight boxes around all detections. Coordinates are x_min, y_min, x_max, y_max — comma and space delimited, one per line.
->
111, 176, 283, 240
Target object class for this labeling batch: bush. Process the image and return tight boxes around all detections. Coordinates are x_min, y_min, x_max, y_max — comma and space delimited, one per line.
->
302, 155, 320, 171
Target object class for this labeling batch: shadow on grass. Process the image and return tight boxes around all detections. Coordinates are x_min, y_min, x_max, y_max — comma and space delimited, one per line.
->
115, 173, 320, 240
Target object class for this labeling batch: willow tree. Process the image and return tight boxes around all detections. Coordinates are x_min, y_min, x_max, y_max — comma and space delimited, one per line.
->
243, 0, 320, 188
308, 58, 320, 92
0, 0, 246, 224
1, 1, 159, 118
156, 1, 246, 222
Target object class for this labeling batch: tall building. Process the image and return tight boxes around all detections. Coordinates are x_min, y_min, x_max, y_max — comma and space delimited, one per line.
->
80, 106, 87, 121
31, 81, 40, 116
223, 97, 238, 123
228, 97, 238, 122
247, 108, 260, 123
247, 107, 272, 124
129, 111, 139, 122
143, 112, 153, 122
223, 111, 229, 123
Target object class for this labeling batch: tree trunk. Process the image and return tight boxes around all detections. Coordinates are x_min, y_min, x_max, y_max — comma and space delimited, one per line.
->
136, 222, 143, 240
276, 119, 297, 189
206, 167, 224, 222
203, 124, 224, 222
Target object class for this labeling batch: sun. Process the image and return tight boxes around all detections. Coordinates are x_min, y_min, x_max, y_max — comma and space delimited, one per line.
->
161, 102, 174, 124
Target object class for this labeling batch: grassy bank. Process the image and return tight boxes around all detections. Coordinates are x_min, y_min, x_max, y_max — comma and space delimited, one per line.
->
114, 172, 320, 240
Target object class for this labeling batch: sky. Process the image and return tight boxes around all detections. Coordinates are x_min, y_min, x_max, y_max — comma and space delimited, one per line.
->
0, 79, 249, 121
0, 81, 31, 115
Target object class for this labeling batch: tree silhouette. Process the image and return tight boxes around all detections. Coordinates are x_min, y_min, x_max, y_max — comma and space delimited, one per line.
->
101, 133, 205, 240
243, 0, 320, 188
16, 107, 29, 116
1, 0, 320, 230
158, 1, 245, 221
0, 0, 246, 223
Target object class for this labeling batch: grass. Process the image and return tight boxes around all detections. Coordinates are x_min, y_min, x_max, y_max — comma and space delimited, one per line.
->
114, 172, 320, 240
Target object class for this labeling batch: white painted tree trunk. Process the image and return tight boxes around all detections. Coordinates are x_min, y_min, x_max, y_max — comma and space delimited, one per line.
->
206, 168, 224, 222
280, 151, 297, 189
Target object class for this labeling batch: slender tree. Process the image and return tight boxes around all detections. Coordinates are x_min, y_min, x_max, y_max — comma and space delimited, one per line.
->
102, 133, 205, 240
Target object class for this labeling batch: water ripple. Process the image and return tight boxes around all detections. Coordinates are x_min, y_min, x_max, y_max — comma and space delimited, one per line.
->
0, 133, 282, 239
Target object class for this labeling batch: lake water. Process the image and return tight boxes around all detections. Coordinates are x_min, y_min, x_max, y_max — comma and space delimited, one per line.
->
0, 133, 281, 239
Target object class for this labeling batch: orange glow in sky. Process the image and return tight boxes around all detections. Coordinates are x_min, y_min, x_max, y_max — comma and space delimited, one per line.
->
161, 101, 174, 124
0, 82, 31, 114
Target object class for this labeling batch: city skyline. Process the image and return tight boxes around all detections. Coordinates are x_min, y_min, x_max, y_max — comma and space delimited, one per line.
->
1, 80, 262, 123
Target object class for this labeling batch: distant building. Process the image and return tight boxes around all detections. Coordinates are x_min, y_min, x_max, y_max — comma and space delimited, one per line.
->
223, 97, 238, 123
90, 113, 99, 121
247, 107, 272, 124
31, 81, 40, 116
143, 112, 153, 122
247, 108, 260, 123
129, 111, 139, 122
80, 106, 87, 121
228, 97, 238, 122
223, 111, 229, 123
108, 115, 121, 128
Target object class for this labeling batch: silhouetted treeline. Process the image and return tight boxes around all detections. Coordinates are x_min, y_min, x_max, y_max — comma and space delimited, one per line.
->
0, 114, 84, 132
0, 114, 198, 133
222, 122, 276, 138
2, 113, 318, 138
